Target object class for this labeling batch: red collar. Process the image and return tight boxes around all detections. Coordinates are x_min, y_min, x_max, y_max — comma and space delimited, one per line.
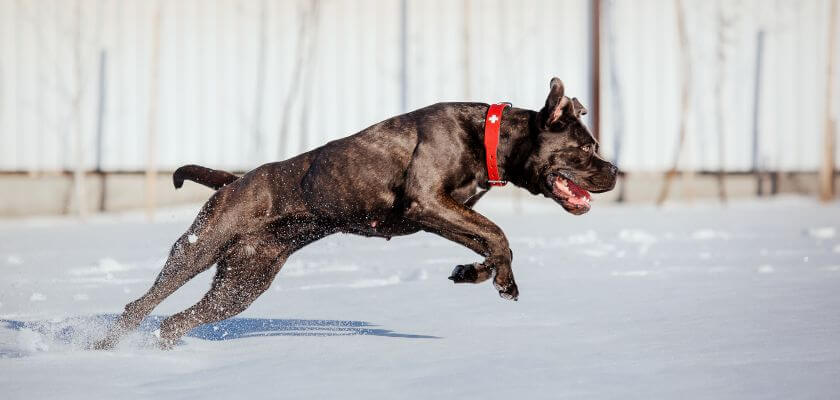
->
484, 102, 511, 186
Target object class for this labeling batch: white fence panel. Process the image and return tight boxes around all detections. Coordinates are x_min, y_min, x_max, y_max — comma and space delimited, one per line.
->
0, 0, 836, 173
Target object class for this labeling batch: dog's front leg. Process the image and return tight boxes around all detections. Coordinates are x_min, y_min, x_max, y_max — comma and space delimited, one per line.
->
406, 194, 518, 300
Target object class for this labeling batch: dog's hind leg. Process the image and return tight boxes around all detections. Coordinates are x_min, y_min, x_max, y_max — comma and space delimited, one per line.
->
93, 199, 234, 350
92, 231, 223, 349
155, 238, 290, 347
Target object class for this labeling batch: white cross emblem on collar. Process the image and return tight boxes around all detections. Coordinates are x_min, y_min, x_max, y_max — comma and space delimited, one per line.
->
488, 114, 499, 124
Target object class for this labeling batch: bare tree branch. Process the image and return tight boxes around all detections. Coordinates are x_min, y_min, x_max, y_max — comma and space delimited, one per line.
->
277, 0, 320, 159
656, 0, 693, 206
251, 0, 268, 160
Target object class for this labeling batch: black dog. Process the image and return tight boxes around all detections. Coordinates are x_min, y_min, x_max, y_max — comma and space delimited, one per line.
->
94, 78, 617, 349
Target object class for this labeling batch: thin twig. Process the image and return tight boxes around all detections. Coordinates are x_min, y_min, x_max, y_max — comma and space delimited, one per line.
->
656, 0, 692, 206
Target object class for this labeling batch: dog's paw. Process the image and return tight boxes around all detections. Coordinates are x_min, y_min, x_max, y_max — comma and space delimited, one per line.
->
448, 264, 479, 283
494, 280, 519, 301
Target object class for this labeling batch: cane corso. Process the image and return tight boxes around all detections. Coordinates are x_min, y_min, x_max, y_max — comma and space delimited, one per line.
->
94, 78, 617, 349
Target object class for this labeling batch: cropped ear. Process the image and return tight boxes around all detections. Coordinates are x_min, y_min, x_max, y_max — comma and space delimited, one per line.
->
539, 77, 571, 128
571, 97, 588, 117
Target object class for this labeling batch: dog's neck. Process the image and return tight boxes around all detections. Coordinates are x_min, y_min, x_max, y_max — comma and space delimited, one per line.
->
476, 106, 540, 193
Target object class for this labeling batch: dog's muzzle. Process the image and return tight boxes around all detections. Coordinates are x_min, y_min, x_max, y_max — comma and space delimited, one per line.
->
548, 174, 591, 215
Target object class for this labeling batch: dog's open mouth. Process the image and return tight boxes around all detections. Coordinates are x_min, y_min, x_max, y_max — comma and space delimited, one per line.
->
550, 175, 591, 215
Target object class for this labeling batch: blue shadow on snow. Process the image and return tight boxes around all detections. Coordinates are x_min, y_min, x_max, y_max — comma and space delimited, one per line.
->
1, 313, 440, 347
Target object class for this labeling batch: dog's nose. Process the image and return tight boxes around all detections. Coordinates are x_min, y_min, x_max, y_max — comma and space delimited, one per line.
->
609, 164, 618, 175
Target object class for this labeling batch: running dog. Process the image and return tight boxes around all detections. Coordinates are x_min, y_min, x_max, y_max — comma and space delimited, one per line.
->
94, 78, 617, 349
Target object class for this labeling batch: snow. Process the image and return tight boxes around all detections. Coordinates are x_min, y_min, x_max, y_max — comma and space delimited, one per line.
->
6, 254, 23, 265
1, 196, 840, 399
690, 229, 731, 240
28, 293, 46, 302
72, 294, 90, 302
756, 264, 775, 274
808, 227, 836, 239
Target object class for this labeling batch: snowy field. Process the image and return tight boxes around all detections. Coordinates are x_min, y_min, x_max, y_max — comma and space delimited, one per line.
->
1, 196, 839, 399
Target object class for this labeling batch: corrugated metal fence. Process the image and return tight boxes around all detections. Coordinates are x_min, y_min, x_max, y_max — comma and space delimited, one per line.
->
601, 0, 839, 172
0, 0, 837, 172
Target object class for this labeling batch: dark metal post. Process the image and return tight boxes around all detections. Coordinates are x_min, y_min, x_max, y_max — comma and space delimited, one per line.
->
400, 0, 408, 112
591, 0, 602, 141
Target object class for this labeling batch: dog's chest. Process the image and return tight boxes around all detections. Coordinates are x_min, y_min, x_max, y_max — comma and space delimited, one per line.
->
353, 181, 481, 239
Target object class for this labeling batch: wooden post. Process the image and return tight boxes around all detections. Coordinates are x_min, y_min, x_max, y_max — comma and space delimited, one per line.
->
145, 1, 162, 220
820, 0, 838, 202
95, 50, 107, 212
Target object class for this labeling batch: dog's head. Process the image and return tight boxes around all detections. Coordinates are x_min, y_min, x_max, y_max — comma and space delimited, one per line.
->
519, 78, 618, 215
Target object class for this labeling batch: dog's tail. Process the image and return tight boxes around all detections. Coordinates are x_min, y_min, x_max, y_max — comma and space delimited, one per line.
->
173, 164, 239, 190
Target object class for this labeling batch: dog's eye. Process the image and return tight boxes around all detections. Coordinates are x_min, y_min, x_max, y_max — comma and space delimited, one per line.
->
581, 145, 593, 153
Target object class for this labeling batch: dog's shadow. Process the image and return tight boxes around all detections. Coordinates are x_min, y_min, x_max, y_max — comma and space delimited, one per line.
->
163, 315, 440, 340
0, 314, 439, 356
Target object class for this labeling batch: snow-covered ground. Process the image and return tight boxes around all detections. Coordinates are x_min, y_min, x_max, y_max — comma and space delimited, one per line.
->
1, 196, 839, 399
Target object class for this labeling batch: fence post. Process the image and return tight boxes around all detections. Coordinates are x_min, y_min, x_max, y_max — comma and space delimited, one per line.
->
591, 0, 601, 142
95, 50, 108, 212
820, 0, 838, 202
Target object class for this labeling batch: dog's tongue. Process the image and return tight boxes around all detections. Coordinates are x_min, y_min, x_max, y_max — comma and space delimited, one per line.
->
566, 179, 591, 200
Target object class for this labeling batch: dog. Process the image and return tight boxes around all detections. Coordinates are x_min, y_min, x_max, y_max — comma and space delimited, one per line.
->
94, 78, 617, 349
